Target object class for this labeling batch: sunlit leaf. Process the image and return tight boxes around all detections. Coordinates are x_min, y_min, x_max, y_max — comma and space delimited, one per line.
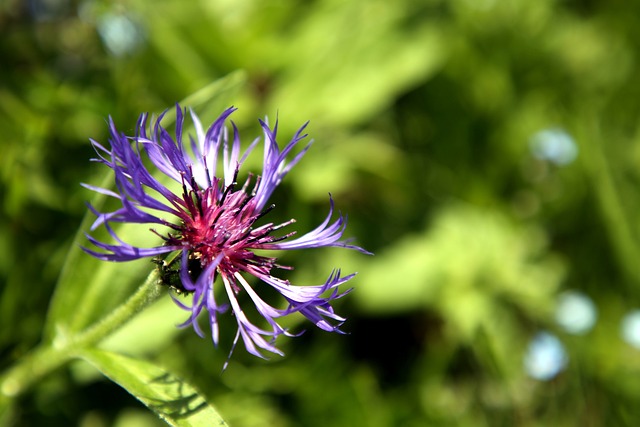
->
354, 204, 564, 324
79, 349, 227, 427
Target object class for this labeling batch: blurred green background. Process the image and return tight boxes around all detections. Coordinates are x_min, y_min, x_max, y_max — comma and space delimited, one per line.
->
3, 0, 640, 426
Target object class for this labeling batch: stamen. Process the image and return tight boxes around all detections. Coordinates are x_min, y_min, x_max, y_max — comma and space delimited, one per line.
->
272, 218, 296, 231
189, 174, 204, 217
219, 180, 236, 206
246, 219, 296, 243
264, 231, 297, 244
251, 175, 262, 196
211, 206, 226, 227
180, 172, 199, 216
202, 156, 212, 188
150, 228, 171, 241
254, 203, 276, 222
244, 256, 276, 268
241, 173, 254, 192
235, 192, 254, 213
228, 227, 253, 245
181, 179, 190, 202
161, 221, 182, 231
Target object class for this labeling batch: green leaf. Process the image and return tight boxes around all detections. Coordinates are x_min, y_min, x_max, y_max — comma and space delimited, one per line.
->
43, 175, 152, 343
43, 71, 247, 344
354, 204, 564, 323
79, 349, 227, 427
266, 3, 446, 127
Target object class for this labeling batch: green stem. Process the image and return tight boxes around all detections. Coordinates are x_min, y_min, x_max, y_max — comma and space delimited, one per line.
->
0, 270, 163, 399
580, 115, 640, 285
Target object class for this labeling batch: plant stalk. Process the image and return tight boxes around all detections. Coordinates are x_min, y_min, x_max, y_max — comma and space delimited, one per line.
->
0, 270, 162, 399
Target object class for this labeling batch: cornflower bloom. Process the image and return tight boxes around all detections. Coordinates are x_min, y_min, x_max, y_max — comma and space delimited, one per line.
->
84, 105, 369, 361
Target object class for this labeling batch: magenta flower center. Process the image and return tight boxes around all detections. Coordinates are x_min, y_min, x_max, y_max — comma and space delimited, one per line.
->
168, 172, 291, 285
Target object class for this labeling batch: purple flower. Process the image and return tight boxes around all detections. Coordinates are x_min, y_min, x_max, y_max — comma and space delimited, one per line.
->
84, 105, 369, 361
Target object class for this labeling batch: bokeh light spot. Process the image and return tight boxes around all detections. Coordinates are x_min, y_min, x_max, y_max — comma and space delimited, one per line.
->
97, 13, 144, 57
621, 310, 640, 349
529, 128, 578, 166
555, 291, 597, 335
523, 331, 568, 381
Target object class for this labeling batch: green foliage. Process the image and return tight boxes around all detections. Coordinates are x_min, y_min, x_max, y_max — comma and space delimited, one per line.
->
3, 0, 640, 426
80, 349, 226, 427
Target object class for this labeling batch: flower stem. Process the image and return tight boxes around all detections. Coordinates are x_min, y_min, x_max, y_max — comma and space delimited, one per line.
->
0, 270, 163, 399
